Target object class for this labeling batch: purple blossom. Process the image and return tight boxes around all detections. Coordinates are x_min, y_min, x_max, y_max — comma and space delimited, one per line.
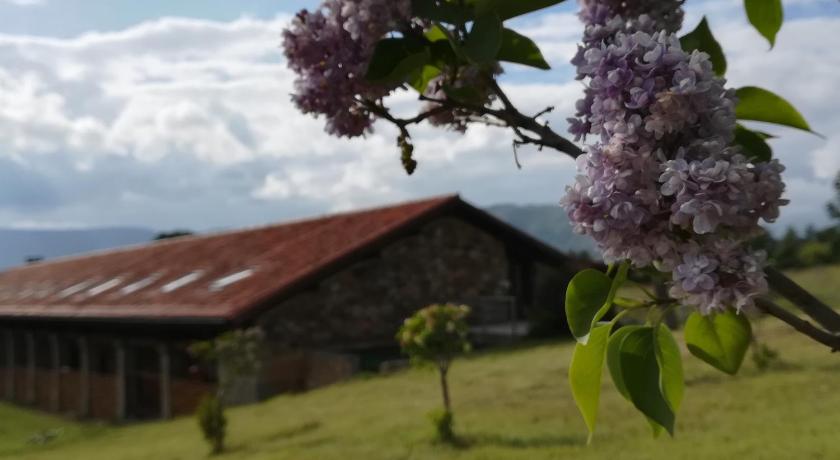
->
562, 0, 787, 313
282, 0, 411, 137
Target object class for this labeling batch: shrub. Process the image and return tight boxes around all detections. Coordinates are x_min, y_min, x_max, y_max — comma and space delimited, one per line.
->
190, 328, 263, 454
397, 303, 470, 442
196, 394, 226, 455
428, 409, 455, 442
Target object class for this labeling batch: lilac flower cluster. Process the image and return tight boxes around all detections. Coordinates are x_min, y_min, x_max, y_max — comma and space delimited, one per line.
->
282, 0, 411, 137
562, 2, 787, 313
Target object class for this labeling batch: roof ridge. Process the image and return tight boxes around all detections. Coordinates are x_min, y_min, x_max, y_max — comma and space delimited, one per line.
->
1, 194, 461, 273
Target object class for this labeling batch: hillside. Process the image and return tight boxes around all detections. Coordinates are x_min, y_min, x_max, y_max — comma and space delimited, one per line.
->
0, 203, 589, 272
486, 204, 599, 256
1, 266, 838, 460
0, 228, 155, 269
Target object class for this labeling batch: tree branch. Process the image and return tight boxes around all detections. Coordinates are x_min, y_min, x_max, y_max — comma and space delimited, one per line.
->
765, 266, 840, 333
755, 297, 840, 351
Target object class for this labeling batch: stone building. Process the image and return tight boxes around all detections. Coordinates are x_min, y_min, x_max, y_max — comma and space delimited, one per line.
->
0, 195, 576, 421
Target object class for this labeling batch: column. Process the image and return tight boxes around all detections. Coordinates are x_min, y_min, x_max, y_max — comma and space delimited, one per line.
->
158, 343, 171, 419
4, 331, 13, 400
78, 337, 90, 417
49, 334, 60, 412
115, 340, 126, 421
25, 332, 35, 404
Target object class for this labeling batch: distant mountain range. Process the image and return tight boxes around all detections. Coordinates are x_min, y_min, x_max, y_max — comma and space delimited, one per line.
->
0, 204, 598, 270
0, 227, 156, 269
486, 204, 599, 257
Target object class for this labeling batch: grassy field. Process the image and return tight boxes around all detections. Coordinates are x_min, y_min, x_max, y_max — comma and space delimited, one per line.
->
2, 265, 840, 460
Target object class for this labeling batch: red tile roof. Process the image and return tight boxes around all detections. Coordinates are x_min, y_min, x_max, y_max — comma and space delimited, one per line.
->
0, 195, 461, 322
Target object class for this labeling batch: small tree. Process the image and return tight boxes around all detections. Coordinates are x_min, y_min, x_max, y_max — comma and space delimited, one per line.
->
189, 327, 264, 455
196, 394, 226, 455
397, 304, 471, 441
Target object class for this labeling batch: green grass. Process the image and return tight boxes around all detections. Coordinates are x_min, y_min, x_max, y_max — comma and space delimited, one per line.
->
3, 265, 840, 460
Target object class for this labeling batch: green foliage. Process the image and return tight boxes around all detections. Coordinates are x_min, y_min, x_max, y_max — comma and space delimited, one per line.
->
565, 263, 627, 343
744, 0, 784, 48
569, 323, 611, 442
734, 123, 772, 161
397, 304, 471, 366
428, 409, 455, 442
497, 29, 551, 70
752, 341, 781, 372
468, 0, 566, 21
685, 310, 752, 375
398, 304, 471, 439
653, 325, 684, 414
565, 269, 612, 342
190, 328, 264, 390
680, 17, 727, 76
365, 37, 431, 85
411, 0, 565, 23
196, 394, 227, 455
797, 240, 833, 267
153, 230, 194, 241
735, 86, 815, 134
411, 0, 472, 24
376, 0, 554, 93
613, 327, 676, 435
463, 12, 502, 64
829, 172, 840, 221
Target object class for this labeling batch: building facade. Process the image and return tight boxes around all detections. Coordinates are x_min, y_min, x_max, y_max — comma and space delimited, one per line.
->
0, 195, 576, 421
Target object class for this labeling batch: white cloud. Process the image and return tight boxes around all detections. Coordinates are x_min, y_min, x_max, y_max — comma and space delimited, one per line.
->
0, 7, 835, 233
1, 0, 44, 6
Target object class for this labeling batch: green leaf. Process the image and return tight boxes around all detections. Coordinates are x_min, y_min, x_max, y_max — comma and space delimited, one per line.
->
496, 29, 550, 70
432, 22, 468, 63
469, 0, 565, 20
463, 11, 503, 64
735, 86, 816, 134
654, 325, 684, 413
606, 325, 643, 400
618, 327, 676, 435
680, 17, 727, 76
605, 261, 629, 308
443, 85, 484, 105
366, 38, 430, 84
685, 310, 752, 375
608, 326, 668, 438
744, 0, 783, 48
565, 269, 613, 343
407, 65, 442, 93
424, 24, 449, 43
734, 123, 772, 162
569, 323, 611, 442
411, 0, 473, 24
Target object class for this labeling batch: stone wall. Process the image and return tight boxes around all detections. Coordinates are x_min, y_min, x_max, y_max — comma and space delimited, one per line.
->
259, 217, 510, 348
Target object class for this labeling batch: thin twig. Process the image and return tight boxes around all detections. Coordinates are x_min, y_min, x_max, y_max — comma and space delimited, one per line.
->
755, 297, 840, 352
765, 266, 840, 333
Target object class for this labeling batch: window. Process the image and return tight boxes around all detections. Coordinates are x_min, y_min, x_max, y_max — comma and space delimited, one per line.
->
161, 271, 203, 293
88, 278, 122, 296
120, 274, 161, 295
209, 269, 254, 291
57, 281, 94, 299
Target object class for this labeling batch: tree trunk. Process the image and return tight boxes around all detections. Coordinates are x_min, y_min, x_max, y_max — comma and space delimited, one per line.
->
438, 361, 451, 413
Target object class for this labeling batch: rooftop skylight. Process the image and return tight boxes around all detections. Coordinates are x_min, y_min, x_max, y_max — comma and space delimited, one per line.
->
88, 278, 122, 296
161, 271, 203, 293
120, 274, 162, 295
209, 269, 254, 291
57, 281, 94, 299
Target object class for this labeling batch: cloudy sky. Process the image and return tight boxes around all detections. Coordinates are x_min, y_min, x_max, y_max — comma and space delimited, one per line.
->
0, 0, 837, 233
